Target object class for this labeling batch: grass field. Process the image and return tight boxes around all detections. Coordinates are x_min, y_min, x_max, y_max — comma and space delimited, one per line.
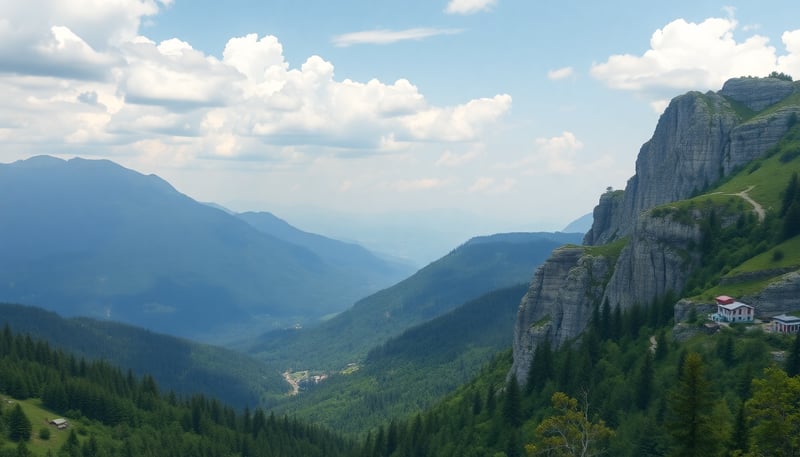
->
0, 396, 96, 456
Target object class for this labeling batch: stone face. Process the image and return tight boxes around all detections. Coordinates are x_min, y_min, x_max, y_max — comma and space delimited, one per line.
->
602, 211, 703, 311
743, 271, 800, 316
587, 78, 800, 246
720, 77, 795, 112
511, 246, 609, 385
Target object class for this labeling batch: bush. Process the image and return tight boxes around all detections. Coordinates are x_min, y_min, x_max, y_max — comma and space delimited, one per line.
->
38, 427, 50, 440
772, 250, 785, 262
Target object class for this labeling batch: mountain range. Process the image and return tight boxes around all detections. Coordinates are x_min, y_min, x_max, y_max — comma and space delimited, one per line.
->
0, 156, 412, 342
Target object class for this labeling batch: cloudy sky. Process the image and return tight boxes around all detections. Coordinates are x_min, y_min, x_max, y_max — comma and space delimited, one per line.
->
2, 0, 800, 252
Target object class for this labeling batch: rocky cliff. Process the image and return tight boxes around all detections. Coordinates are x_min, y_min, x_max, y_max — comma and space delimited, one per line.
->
512, 77, 800, 385
584, 77, 800, 246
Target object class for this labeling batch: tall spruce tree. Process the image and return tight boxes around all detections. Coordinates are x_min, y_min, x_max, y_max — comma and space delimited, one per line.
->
787, 332, 800, 377
666, 352, 722, 457
503, 376, 523, 428
7, 404, 31, 442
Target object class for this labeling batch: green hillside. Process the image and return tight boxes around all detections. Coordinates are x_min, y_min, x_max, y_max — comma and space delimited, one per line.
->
0, 326, 355, 457
273, 284, 527, 435
0, 304, 285, 408
248, 232, 582, 371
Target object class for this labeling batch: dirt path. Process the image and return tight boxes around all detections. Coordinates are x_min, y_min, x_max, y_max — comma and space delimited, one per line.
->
731, 185, 765, 223
283, 371, 300, 396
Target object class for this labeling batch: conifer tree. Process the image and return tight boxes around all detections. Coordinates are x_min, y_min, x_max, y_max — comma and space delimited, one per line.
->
503, 376, 523, 428
666, 352, 721, 457
636, 351, 654, 410
7, 404, 31, 442
786, 331, 800, 377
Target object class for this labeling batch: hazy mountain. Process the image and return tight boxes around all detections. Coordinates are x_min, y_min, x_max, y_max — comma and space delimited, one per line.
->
0, 156, 410, 342
249, 231, 583, 371
562, 212, 593, 233
237, 211, 414, 283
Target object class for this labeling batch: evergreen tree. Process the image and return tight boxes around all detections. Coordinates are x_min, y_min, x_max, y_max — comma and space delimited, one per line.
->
781, 172, 799, 217
666, 352, 722, 457
787, 331, 800, 377
6, 404, 31, 442
527, 340, 554, 394
485, 383, 497, 414
636, 351, 654, 410
655, 330, 669, 361
503, 376, 523, 428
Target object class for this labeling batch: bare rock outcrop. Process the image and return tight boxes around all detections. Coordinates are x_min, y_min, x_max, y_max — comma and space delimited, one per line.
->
602, 212, 703, 310
742, 270, 800, 316
510, 246, 610, 384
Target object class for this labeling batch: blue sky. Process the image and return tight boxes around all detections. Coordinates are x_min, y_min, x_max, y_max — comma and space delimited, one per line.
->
1, 0, 799, 260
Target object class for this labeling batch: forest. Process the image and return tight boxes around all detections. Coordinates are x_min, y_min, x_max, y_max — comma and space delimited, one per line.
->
0, 326, 355, 457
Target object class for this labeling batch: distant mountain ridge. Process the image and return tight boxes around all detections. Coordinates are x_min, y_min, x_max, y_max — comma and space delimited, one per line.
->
0, 155, 411, 342
238, 211, 413, 282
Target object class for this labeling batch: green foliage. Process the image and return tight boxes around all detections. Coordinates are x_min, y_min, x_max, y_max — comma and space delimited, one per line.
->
769, 71, 794, 82
6, 405, 31, 442
787, 332, 800, 377
745, 367, 800, 456
36, 428, 49, 441
272, 285, 528, 435
0, 326, 356, 457
527, 392, 614, 457
666, 353, 724, 456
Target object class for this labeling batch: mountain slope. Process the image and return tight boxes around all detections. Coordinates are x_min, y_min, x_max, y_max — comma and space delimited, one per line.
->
249, 232, 583, 371
0, 303, 285, 407
0, 156, 404, 342
274, 284, 527, 434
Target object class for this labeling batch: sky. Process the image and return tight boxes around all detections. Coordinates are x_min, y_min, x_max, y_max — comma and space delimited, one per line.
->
1, 0, 800, 261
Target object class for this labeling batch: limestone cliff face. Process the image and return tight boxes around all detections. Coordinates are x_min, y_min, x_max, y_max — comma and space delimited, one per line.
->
511, 247, 610, 384
512, 77, 800, 386
602, 211, 703, 311
585, 78, 800, 246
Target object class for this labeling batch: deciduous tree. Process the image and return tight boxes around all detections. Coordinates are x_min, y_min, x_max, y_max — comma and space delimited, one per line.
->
527, 391, 613, 457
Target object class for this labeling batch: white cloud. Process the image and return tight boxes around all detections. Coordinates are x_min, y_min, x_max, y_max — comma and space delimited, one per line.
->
393, 178, 447, 191
445, 0, 497, 15
591, 16, 800, 98
436, 148, 482, 167
527, 131, 584, 175
0, 2, 511, 163
332, 28, 462, 47
469, 177, 515, 193
547, 66, 574, 81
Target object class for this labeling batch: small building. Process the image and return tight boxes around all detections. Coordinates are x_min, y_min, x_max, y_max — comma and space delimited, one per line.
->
50, 418, 68, 429
712, 300, 754, 323
771, 314, 800, 334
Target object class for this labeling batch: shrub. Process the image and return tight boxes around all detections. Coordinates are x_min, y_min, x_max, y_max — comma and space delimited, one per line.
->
38, 427, 50, 441
772, 250, 785, 262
